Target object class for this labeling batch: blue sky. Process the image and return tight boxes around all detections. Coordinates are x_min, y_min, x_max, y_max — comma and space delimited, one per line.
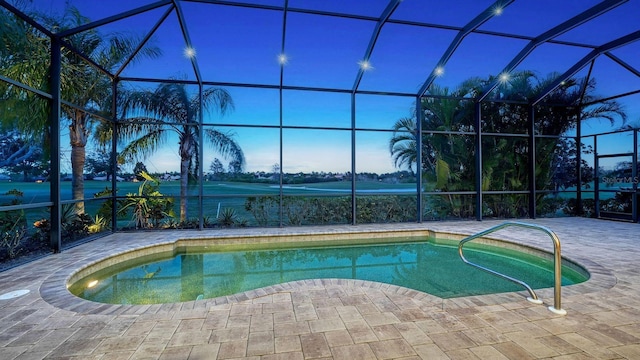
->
22, 0, 640, 174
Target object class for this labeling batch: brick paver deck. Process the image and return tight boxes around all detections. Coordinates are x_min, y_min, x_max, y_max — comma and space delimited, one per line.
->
1, 217, 639, 359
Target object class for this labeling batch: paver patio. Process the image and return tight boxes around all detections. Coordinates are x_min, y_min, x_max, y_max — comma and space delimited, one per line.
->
1, 217, 639, 359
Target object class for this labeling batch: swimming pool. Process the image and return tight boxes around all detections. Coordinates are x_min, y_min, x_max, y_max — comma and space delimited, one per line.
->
68, 235, 588, 305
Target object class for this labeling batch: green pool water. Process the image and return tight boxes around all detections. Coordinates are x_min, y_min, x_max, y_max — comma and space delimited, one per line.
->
69, 237, 589, 305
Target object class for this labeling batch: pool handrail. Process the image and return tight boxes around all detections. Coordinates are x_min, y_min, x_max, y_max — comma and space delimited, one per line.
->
458, 221, 567, 315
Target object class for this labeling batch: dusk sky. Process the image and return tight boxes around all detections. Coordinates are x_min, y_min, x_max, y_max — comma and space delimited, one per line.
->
18, 0, 640, 174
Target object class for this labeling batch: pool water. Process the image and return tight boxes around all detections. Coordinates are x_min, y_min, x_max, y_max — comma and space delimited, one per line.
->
69, 237, 589, 305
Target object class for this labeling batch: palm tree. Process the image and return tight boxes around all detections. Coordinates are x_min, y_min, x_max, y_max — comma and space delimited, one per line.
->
1, 5, 160, 214
117, 83, 245, 222
389, 117, 417, 172
389, 71, 626, 218
390, 84, 476, 217
56, 9, 160, 215
1, 4, 51, 169
389, 84, 471, 189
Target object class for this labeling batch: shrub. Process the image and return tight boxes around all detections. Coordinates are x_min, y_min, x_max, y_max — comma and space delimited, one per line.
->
0, 189, 28, 260
245, 195, 417, 226
118, 172, 175, 229
217, 208, 238, 227
1, 225, 26, 259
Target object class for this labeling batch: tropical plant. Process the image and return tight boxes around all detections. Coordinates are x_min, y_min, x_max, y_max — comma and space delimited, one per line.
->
132, 162, 148, 181
1, 5, 160, 215
217, 208, 238, 227
60, 203, 93, 240
118, 172, 174, 229
0, 226, 26, 259
93, 187, 115, 225
0, 189, 27, 259
33, 218, 51, 243
0, 3, 50, 133
389, 117, 418, 173
116, 83, 245, 221
87, 215, 108, 234
389, 71, 626, 218
390, 84, 475, 188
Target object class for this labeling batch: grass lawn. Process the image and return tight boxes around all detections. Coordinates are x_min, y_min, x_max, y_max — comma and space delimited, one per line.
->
6, 179, 617, 228
0, 180, 420, 228
0, 180, 419, 204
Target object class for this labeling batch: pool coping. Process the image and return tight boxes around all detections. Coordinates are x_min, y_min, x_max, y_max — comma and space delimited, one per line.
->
39, 226, 616, 316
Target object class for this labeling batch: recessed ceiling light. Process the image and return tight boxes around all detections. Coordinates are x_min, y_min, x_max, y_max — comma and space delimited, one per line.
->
494, 6, 504, 15
499, 73, 510, 82
184, 46, 196, 58
435, 66, 444, 76
358, 60, 373, 71
278, 53, 288, 65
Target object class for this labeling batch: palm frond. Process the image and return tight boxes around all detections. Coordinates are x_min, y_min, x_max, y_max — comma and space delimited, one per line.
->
118, 128, 166, 163
435, 157, 450, 189
204, 129, 245, 170
198, 87, 235, 117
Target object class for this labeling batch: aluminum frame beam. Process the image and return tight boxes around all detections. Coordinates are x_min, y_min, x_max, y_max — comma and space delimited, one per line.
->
605, 52, 640, 79
352, 0, 402, 92
418, 0, 515, 97
8, 0, 633, 101
0, 0, 114, 78
172, 0, 203, 84
0, 0, 54, 36
477, 0, 627, 102
49, 38, 62, 253
115, 5, 175, 78
532, 30, 640, 106
57, 1, 172, 38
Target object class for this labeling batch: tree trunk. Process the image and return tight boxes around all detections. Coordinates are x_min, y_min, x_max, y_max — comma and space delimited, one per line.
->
180, 156, 189, 222
71, 143, 86, 214
69, 111, 88, 215
179, 130, 195, 223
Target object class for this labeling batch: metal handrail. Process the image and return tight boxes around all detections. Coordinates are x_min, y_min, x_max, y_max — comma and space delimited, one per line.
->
458, 221, 566, 315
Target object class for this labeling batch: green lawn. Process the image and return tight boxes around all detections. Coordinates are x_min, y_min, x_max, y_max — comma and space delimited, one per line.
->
7, 179, 621, 229
0, 180, 419, 204
8, 180, 626, 211
0, 180, 419, 228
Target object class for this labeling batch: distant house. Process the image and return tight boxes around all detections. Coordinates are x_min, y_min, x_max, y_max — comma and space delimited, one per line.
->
161, 173, 180, 181
93, 175, 124, 181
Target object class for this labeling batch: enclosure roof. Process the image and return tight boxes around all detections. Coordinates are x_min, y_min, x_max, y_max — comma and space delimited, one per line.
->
3, 0, 640, 102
